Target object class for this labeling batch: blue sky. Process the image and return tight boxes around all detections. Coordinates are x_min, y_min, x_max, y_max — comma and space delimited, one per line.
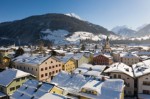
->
0, 0, 150, 30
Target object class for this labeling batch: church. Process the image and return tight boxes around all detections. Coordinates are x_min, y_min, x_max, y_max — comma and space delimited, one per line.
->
102, 36, 111, 53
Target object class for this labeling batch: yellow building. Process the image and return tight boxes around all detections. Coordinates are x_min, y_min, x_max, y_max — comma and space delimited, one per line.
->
11, 79, 65, 99
56, 55, 76, 72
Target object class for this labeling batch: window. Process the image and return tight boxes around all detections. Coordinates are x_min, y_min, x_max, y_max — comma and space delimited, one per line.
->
56, 70, 58, 73
114, 74, 116, 78
16, 85, 20, 89
143, 81, 150, 86
49, 72, 51, 75
45, 67, 47, 70
49, 66, 51, 69
52, 71, 55, 74
51, 61, 53, 63
41, 74, 44, 78
41, 68, 43, 71
16, 79, 20, 82
59, 69, 61, 72
52, 66, 54, 68
118, 75, 121, 78
21, 77, 25, 80
143, 90, 150, 94
45, 62, 47, 64
45, 73, 47, 76
10, 87, 15, 91
56, 65, 58, 67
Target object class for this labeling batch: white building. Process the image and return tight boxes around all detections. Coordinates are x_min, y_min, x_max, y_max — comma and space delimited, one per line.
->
132, 60, 150, 99
104, 62, 134, 96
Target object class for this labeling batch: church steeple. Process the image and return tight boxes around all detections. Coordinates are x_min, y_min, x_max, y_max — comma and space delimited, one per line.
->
102, 36, 111, 53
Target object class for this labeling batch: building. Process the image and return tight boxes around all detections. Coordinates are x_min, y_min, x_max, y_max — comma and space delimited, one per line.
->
74, 63, 106, 77
132, 60, 150, 99
73, 53, 89, 68
13, 53, 62, 82
0, 69, 33, 98
104, 62, 135, 96
93, 53, 113, 65
11, 79, 67, 99
102, 36, 111, 53
113, 52, 140, 66
51, 71, 125, 99
56, 55, 76, 73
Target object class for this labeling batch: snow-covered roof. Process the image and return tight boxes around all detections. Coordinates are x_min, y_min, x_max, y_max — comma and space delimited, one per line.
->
132, 60, 150, 77
55, 54, 74, 63
10, 79, 60, 99
104, 62, 134, 77
120, 52, 139, 58
73, 53, 84, 60
13, 53, 51, 66
54, 50, 66, 54
80, 79, 124, 99
52, 71, 124, 99
0, 69, 30, 87
0, 92, 6, 98
94, 53, 112, 59
74, 63, 106, 77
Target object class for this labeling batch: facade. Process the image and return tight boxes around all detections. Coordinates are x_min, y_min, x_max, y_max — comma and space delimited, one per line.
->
104, 62, 135, 96
132, 60, 150, 99
73, 53, 89, 67
93, 54, 113, 65
102, 36, 112, 53
11, 79, 67, 99
56, 55, 76, 73
113, 52, 140, 66
0, 69, 33, 97
13, 54, 62, 82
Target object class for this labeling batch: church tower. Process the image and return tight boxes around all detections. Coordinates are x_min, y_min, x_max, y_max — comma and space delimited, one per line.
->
102, 36, 111, 53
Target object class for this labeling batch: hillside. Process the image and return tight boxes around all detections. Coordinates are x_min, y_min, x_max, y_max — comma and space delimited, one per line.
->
0, 13, 115, 46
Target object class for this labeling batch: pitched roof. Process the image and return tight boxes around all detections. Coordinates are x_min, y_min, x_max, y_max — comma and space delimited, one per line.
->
0, 69, 30, 86
104, 62, 134, 77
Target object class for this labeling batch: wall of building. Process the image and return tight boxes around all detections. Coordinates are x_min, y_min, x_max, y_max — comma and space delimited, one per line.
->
39, 57, 62, 82
63, 60, 76, 73
138, 73, 150, 94
109, 72, 134, 96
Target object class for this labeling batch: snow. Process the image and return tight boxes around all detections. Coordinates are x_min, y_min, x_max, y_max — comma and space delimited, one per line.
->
41, 29, 70, 45
74, 63, 106, 77
120, 52, 139, 58
13, 53, 51, 66
52, 71, 124, 99
11, 79, 57, 99
55, 54, 73, 63
65, 13, 81, 20
104, 62, 134, 77
0, 69, 30, 86
66, 31, 119, 43
132, 59, 150, 77
73, 53, 84, 60
51, 71, 91, 92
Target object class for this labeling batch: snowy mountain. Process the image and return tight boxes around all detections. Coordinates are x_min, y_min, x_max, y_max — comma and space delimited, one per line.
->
112, 26, 136, 37
40, 30, 120, 45
136, 24, 150, 37
0, 13, 115, 46
65, 13, 82, 20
